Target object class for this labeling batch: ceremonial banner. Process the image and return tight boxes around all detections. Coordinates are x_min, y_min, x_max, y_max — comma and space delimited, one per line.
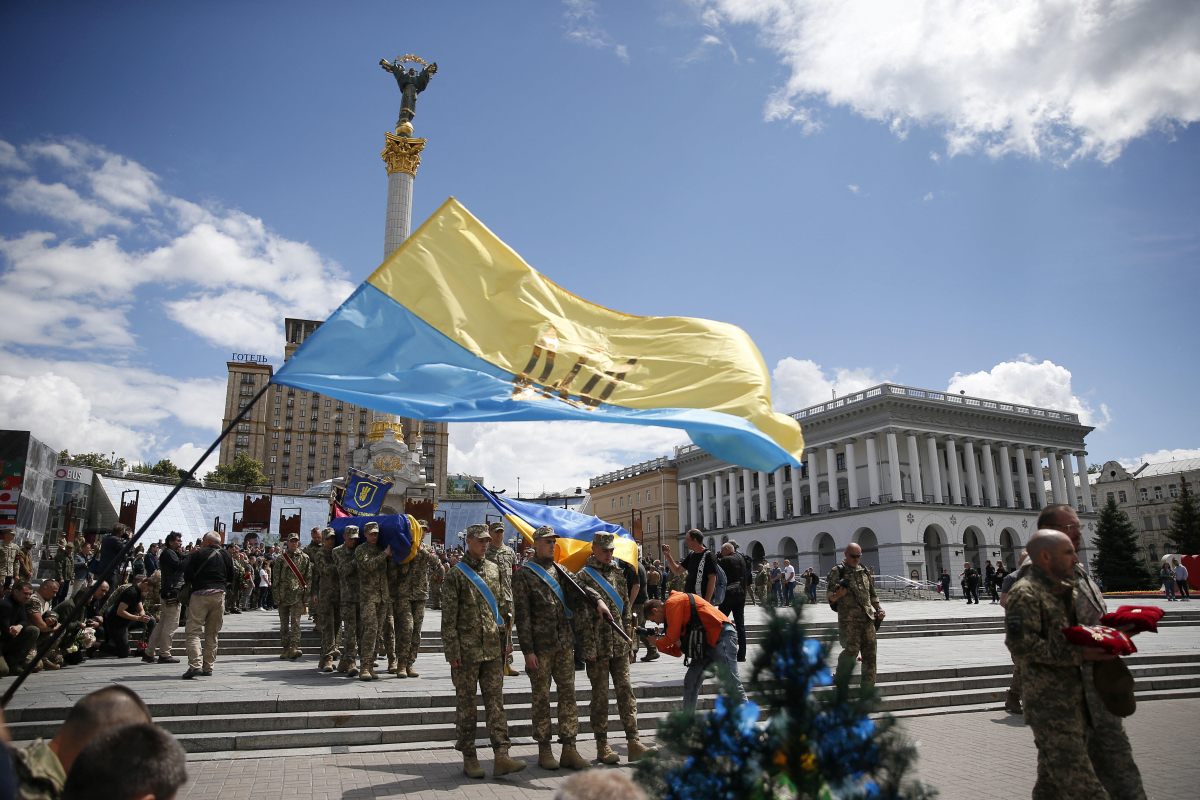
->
343, 469, 393, 516
475, 482, 636, 571
329, 514, 422, 564
272, 198, 804, 473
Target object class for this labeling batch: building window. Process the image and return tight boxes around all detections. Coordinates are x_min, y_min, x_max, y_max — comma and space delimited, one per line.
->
237, 422, 250, 432
836, 453, 845, 471
1118, 490, 1127, 503
1140, 488, 1149, 502
1154, 486, 1163, 500
1106, 492, 1114, 504
235, 435, 249, 446
271, 444, 278, 452
1170, 484, 1179, 498
269, 457, 277, 464
1158, 514, 1169, 529
1142, 515, 1152, 530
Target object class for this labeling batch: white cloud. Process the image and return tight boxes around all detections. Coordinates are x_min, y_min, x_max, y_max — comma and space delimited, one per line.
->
4, 177, 129, 233
922, 191, 934, 202
701, 0, 1200, 163
1116, 448, 1200, 471
90, 153, 162, 212
449, 421, 687, 495
165, 291, 283, 353
846, 183, 860, 194
0, 140, 29, 172
771, 357, 888, 412
563, 0, 630, 62
164, 442, 222, 481
0, 372, 149, 457
946, 355, 1111, 428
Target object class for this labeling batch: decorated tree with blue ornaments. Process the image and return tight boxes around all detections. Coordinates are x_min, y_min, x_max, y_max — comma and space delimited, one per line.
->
636, 604, 935, 799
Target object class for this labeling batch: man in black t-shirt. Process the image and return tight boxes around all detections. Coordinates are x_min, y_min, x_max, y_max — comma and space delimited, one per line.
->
104, 575, 153, 658
717, 543, 748, 661
661, 529, 717, 602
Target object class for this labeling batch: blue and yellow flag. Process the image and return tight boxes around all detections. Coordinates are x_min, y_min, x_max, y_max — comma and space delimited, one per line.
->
343, 469, 393, 516
330, 514, 422, 564
272, 198, 803, 471
475, 483, 637, 571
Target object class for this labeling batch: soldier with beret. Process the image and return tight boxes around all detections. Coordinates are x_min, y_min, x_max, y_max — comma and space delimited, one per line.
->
332, 525, 361, 677
513, 525, 608, 771
272, 534, 312, 660
355, 521, 391, 681
442, 523, 525, 779
312, 528, 341, 672
575, 532, 651, 764
485, 521, 519, 677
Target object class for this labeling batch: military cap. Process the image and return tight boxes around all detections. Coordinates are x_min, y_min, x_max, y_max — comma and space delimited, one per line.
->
321, 527, 336, 541
466, 523, 490, 540
363, 521, 380, 534
21, 540, 33, 549
343, 525, 360, 540
287, 533, 300, 541
488, 521, 505, 532
533, 525, 558, 540
592, 532, 617, 550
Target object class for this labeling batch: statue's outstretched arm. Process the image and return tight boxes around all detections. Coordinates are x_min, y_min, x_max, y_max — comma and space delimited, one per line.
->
379, 58, 395, 73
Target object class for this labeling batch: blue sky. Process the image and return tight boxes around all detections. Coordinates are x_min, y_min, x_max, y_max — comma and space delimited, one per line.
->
1, 0, 1197, 494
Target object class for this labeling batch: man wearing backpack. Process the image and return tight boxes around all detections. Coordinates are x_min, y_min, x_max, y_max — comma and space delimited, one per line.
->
643, 591, 747, 711
717, 543, 748, 662
660, 529, 720, 604
826, 542, 885, 687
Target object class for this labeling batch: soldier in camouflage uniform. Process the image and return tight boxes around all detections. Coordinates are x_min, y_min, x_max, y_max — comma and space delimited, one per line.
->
272, 534, 312, 659
442, 523, 525, 779
1005, 529, 1115, 798
485, 521, 520, 677
16, 540, 35, 584
576, 532, 650, 764
391, 534, 444, 678
1043, 505, 1147, 800
226, 545, 248, 614
332, 526, 361, 677
826, 542, 885, 686
513, 525, 604, 770
312, 528, 341, 672
0, 529, 19, 591
355, 521, 391, 681
303, 527, 323, 619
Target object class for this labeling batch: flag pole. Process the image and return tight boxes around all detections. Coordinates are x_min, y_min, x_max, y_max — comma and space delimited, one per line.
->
1, 381, 273, 707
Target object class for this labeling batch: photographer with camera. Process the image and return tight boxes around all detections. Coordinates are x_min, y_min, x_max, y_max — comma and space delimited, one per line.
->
643, 590, 746, 711
826, 543, 885, 687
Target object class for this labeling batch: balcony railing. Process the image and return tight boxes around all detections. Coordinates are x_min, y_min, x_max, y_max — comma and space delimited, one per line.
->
787, 382, 1081, 425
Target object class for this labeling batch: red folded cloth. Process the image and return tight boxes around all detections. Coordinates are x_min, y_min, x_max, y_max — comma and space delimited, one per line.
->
1100, 605, 1165, 634
1062, 625, 1138, 656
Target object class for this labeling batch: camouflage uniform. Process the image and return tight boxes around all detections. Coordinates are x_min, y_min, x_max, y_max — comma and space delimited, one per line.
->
303, 538, 323, 613
485, 538, 518, 672
312, 536, 341, 668
16, 544, 35, 584
576, 551, 640, 752
354, 532, 390, 679
1005, 565, 1110, 798
0, 537, 19, 588
513, 549, 597, 752
1072, 564, 1146, 800
226, 552, 248, 613
13, 738, 67, 800
753, 565, 769, 606
271, 545, 312, 657
827, 561, 880, 685
332, 536, 361, 671
441, 544, 513, 758
391, 546, 443, 676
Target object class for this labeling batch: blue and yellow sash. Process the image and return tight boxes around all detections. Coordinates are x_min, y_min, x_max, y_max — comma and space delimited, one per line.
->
456, 561, 502, 626
581, 566, 624, 616
523, 561, 572, 619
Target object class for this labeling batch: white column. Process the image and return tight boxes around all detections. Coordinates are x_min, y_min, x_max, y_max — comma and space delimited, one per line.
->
1031, 448, 1046, 509
789, 464, 802, 518
1016, 447, 1031, 509
807, 452, 821, 515
714, 470, 725, 528
758, 470, 770, 520
727, 470, 739, 525
1076, 452, 1092, 512
946, 437, 964, 505
845, 440, 859, 508
1062, 454, 1079, 509
865, 434, 881, 503
963, 439, 981, 506
773, 467, 786, 520
998, 444, 1015, 508
678, 484, 689, 533
742, 468, 754, 523
688, 480, 699, 530
886, 432, 902, 502
701, 475, 712, 529
825, 447, 839, 511
907, 433, 924, 502
1048, 450, 1065, 504
926, 435, 944, 504
981, 441, 998, 508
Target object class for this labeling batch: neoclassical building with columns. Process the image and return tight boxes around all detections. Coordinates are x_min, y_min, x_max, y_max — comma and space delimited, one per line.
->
599, 383, 1098, 583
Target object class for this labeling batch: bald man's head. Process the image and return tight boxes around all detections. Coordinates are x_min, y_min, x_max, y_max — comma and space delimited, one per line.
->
1027, 529, 1076, 582
53, 685, 152, 772
202, 532, 221, 547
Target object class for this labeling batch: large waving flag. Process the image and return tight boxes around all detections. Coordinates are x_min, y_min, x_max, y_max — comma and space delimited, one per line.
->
343, 469, 393, 516
475, 483, 637, 571
272, 198, 803, 472
329, 514, 423, 564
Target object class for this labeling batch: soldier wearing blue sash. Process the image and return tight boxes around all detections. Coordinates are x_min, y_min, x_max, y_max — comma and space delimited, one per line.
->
441, 524, 526, 779
513, 525, 608, 771
576, 532, 653, 765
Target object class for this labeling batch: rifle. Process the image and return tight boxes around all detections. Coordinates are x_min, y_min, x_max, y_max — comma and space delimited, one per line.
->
553, 562, 632, 644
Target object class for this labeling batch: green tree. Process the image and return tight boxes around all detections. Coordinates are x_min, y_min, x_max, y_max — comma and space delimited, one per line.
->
61, 451, 127, 471
1166, 477, 1200, 554
130, 458, 184, 478
1091, 496, 1156, 590
203, 453, 270, 487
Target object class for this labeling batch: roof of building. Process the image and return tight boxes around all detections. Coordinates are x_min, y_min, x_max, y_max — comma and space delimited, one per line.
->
1133, 457, 1200, 479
